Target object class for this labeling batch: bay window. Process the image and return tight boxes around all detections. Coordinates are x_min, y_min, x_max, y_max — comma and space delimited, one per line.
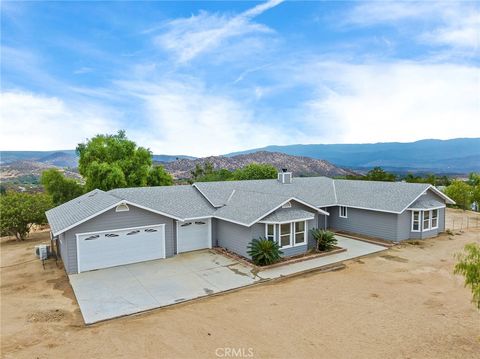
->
423, 211, 431, 230
267, 220, 308, 249
412, 209, 440, 232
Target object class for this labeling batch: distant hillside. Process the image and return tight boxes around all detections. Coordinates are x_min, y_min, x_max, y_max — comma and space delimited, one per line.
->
159, 151, 356, 179
226, 138, 480, 174
0, 160, 81, 182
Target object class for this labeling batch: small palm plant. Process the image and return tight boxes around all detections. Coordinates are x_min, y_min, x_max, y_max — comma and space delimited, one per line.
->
311, 228, 337, 251
247, 237, 283, 266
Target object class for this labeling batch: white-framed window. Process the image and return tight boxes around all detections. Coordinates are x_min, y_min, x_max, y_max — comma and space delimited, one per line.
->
411, 211, 420, 232
280, 223, 291, 248
339, 206, 348, 218
115, 203, 129, 212
265, 223, 276, 241
294, 221, 307, 245
431, 209, 438, 229
423, 211, 431, 231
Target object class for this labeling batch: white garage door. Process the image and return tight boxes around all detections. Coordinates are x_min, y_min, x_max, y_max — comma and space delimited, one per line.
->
77, 224, 165, 273
177, 219, 211, 253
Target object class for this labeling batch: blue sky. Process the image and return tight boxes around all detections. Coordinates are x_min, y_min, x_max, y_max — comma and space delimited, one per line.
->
1, 0, 479, 156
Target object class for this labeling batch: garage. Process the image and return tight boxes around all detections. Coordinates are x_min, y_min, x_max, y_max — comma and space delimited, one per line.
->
76, 224, 165, 273
177, 219, 211, 253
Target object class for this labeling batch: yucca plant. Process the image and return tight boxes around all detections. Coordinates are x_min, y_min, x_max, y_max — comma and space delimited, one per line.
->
311, 228, 337, 251
247, 237, 283, 266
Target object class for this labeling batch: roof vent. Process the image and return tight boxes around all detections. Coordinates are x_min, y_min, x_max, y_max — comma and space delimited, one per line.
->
278, 170, 292, 184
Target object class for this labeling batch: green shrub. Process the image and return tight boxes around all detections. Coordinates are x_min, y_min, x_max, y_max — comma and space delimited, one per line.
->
310, 228, 337, 251
247, 237, 283, 266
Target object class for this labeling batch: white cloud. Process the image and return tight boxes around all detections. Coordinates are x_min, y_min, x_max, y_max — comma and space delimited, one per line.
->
116, 79, 296, 156
0, 91, 119, 150
155, 0, 283, 63
343, 2, 480, 50
299, 62, 480, 144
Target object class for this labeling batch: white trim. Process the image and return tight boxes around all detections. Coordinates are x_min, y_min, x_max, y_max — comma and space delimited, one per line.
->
259, 216, 315, 225
76, 223, 166, 273
339, 206, 348, 218
423, 210, 431, 231
406, 205, 445, 211
411, 210, 421, 232
191, 183, 222, 208
52, 199, 183, 237
176, 218, 212, 253
265, 223, 276, 241
183, 215, 214, 221
428, 186, 455, 205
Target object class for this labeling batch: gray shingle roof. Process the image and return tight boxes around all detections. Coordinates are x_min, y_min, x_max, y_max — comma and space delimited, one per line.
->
46, 189, 120, 236
194, 177, 337, 207
334, 180, 431, 213
408, 196, 445, 209
108, 186, 215, 220
261, 208, 315, 223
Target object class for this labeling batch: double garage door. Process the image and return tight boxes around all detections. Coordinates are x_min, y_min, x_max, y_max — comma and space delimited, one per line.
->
77, 224, 165, 273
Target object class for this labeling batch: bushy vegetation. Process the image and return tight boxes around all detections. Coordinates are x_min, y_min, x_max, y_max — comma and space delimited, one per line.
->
454, 243, 480, 309
443, 173, 480, 211
310, 228, 337, 251
247, 237, 283, 266
191, 162, 278, 183
76, 130, 173, 191
41, 169, 84, 206
0, 192, 53, 240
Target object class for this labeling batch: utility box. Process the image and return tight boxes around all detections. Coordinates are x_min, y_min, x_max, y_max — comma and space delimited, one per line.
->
35, 244, 50, 259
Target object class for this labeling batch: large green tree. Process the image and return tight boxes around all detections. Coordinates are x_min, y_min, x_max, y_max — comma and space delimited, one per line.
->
76, 130, 173, 191
454, 243, 480, 309
445, 180, 472, 210
41, 169, 84, 206
0, 192, 53, 241
365, 167, 396, 182
232, 163, 278, 180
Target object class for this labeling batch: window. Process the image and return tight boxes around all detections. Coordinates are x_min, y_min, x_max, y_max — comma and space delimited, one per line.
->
180, 222, 192, 227
339, 206, 348, 218
282, 201, 292, 209
84, 235, 100, 241
105, 233, 119, 237
144, 228, 157, 233
280, 223, 291, 248
115, 203, 129, 212
265, 224, 275, 241
127, 230, 140, 235
195, 221, 206, 225
294, 221, 306, 245
423, 211, 430, 231
431, 209, 438, 229
412, 211, 420, 232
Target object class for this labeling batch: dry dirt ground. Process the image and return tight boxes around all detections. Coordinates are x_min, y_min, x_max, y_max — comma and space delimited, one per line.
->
1, 209, 479, 359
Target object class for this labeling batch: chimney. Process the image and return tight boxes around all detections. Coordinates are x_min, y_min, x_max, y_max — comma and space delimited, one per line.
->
277, 168, 292, 184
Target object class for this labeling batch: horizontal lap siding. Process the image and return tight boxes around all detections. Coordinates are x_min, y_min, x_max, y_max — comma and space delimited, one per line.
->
63, 205, 175, 274
216, 220, 253, 258
328, 206, 399, 241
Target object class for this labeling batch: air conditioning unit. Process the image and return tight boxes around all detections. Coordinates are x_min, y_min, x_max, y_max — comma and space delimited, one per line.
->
35, 244, 51, 260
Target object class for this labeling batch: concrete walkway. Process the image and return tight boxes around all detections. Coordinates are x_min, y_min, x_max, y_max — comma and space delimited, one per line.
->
69, 236, 387, 324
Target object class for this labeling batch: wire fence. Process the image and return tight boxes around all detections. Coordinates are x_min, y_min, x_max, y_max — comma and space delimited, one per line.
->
447, 215, 480, 231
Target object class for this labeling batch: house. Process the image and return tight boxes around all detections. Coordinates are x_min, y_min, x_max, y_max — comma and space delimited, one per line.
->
45, 171, 455, 274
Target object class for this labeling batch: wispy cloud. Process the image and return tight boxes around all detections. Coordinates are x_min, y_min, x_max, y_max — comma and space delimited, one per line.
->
342, 1, 480, 51
154, 0, 283, 64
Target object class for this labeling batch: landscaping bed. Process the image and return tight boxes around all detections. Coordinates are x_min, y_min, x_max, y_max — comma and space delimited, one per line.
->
212, 246, 346, 271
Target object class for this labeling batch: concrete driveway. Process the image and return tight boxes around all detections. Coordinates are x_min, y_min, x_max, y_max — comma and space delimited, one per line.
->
69, 236, 387, 324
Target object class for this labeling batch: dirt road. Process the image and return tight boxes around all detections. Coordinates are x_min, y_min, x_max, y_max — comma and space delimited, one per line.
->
1, 209, 479, 358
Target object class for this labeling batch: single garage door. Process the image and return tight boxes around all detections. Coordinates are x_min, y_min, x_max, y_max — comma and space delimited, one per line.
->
77, 224, 165, 273
177, 219, 211, 253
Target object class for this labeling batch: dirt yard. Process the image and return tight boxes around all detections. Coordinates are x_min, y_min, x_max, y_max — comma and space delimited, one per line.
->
1, 209, 479, 359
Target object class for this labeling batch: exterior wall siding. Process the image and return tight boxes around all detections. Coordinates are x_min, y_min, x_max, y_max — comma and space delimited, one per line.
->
216, 220, 253, 258
327, 206, 399, 241
62, 205, 175, 274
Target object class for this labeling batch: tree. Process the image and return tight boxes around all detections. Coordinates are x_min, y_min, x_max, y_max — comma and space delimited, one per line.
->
467, 173, 480, 187
445, 180, 472, 210
0, 192, 53, 241
454, 243, 480, 309
365, 167, 396, 182
147, 166, 174, 186
232, 163, 278, 180
76, 130, 172, 191
41, 169, 84, 206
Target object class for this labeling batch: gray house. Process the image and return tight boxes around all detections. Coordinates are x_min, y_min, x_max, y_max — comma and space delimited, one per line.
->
46, 171, 454, 274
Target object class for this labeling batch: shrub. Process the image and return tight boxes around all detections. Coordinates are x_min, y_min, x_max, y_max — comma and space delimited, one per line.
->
311, 228, 337, 251
454, 243, 480, 309
247, 237, 283, 266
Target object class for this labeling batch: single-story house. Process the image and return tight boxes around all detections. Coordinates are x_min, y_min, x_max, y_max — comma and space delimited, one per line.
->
46, 171, 454, 274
